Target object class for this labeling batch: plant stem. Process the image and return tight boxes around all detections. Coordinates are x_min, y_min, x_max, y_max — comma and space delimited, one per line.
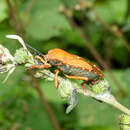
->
80, 89, 130, 116
92, 9, 130, 51
6, 0, 23, 37
38, 69, 130, 116
6, 1, 61, 129
30, 73, 61, 130
77, 0, 130, 51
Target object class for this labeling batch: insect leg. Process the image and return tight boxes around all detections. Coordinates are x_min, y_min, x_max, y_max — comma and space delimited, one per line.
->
81, 80, 88, 92
54, 69, 59, 88
28, 64, 51, 70
91, 79, 100, 84
65, 75, 88, 81
65, 74, 88, 91
34, 55, 46, 64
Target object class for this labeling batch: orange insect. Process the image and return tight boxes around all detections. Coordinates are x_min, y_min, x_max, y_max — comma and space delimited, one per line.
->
28, 47, 104, 90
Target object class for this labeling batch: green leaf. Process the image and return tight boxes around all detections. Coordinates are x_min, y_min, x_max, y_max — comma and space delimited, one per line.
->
95, 0, 127, 24
0, 67, 28, 102
123, 16, 130, 32
24, 0, 70, 40
122, 68, 130, 85
86, 23, 101, 47
104, 70, 130, 93
62, 0, 78, 8
112, 43, 129, 67
0, 108, 4, 123
0, 23, 17, 54
85, 126, 118, 130
77, 96, 119, 127
20, 98, 53, 130
61, 29, 84, 47
40, 80, 64, 103
0, 0, 8, 22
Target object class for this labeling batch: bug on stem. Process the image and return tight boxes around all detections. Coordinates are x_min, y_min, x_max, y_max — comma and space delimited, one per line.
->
28, 47, 104, 90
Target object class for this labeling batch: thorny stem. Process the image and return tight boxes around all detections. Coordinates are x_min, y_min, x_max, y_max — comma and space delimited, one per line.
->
6, 1, 61, 129
60, 5, 126, 96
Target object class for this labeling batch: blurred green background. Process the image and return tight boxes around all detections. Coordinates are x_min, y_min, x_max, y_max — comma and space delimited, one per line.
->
0, 0, 130, 130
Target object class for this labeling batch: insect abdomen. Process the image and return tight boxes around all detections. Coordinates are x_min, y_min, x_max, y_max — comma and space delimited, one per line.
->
49, 59, 98, 81
61, 64, 98, 80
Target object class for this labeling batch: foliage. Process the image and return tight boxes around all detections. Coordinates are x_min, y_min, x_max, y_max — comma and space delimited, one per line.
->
0, 0, 8, 22
23, 0, 70, 40
0, 0, 130, 130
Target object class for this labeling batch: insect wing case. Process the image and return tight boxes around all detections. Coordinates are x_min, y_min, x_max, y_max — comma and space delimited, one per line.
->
46, 48, 104, 81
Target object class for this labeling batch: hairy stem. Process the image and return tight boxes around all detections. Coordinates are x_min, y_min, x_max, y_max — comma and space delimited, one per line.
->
80, 90, 130, 116
38, 69, 130, 116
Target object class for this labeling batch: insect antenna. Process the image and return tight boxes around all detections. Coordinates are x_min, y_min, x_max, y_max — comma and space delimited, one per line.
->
25, 43, 44, 58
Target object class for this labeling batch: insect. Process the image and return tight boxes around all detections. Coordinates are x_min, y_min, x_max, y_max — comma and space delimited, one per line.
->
27, 45, 104, 90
